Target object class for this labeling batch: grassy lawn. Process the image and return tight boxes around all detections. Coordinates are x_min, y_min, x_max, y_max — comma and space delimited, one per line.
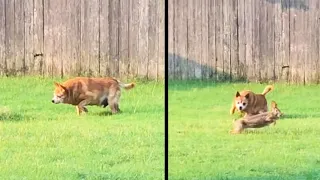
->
169, 81, 320, 180
0, 77, 164, 180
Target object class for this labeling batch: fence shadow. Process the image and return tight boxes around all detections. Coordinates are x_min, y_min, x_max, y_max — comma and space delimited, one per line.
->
266, 0, 309, 11
168, 53, 249, 91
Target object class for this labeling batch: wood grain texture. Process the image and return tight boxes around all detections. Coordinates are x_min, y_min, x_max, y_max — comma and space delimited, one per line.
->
138, 0, 149, 77
33, 0, 44, 75
5, 0, 15, 75
0, 0, 163, 79
0, 0, 5, 75
168, 0, 320, 83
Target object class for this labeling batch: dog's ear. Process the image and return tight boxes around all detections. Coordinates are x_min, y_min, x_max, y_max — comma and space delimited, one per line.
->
54, 82, 61, 87
236, 91, 240, 97
271, 101, 277, 108
245, 94, 250, 99
54, 82, 67, 91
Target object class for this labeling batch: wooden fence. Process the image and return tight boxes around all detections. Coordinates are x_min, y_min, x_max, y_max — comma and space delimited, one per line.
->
0, 0, 164, 79
169, 0, 320, 83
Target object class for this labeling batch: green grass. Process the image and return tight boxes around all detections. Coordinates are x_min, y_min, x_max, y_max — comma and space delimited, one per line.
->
0, 77, 164, 180
169, 80, 320, 180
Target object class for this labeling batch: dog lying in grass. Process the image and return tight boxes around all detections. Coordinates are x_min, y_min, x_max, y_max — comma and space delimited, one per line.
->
51, 77, 135, 115
230, 85, 274, 117
230, 101, 283, 134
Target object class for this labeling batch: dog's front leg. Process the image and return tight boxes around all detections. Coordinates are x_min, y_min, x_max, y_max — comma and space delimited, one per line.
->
230, 104, 236, 115
76, 99, 92, 115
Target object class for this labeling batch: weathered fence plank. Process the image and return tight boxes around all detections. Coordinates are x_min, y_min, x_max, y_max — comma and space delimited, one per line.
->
33, 0, 44, 75
119, 0, 129, 78
5, 0, 15, 74
138, 0, 149, 78
208, 0, 216, 79
109, 0, 119, 77
0, 0, 5, 75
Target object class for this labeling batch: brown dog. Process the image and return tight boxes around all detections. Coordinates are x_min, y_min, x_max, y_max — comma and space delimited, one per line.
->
230, 85, 274, 117
230, 101, 283, 134
51, 77, 135, 115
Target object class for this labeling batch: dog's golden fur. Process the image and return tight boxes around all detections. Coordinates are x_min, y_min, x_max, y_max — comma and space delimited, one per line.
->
230, 101, 283, 134
230, 85, 274, 117
52, 77, 135, 115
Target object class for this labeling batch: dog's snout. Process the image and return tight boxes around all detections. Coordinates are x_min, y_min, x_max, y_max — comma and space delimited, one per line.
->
51, 100, 54, 103
239, 106, 242, 110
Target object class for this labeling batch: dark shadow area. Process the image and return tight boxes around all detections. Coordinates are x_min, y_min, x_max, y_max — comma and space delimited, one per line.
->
0, 111, 34, 122
94, 111, 113, 116
281, 113, 320, 119
168, 53, 248, 83
168, 53, 250, 91
266, 0, 309, 11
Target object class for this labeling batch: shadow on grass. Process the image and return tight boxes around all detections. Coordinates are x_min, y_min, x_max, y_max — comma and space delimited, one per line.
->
0, 111, 34, 122
94, 111, 113, 116
281, 113, 320, 119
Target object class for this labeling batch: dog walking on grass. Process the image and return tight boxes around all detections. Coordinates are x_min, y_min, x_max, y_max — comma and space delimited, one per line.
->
51, 77, 135, 115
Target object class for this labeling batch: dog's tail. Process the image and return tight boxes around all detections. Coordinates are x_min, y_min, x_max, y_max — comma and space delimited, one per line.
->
261, 85, 274, 96
117, 80, 135, 90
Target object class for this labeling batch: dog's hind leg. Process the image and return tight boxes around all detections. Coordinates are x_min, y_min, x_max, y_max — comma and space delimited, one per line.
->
108, 90, 121, 114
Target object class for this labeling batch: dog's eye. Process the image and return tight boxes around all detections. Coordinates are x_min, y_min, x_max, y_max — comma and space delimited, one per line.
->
243, 103, 246, 106
237, 102, 240, 104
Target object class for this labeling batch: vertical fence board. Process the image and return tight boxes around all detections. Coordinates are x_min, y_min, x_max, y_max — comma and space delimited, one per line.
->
43, 0, 52, 76
33, 0, 44, 75
128, 0, 139, 78
0, 0, 5, 75
259, 0, 267, 81
194, 0, 202, 79
201, 0, 209, 79
158, 0, 164, 79
281, 0, 290, 82
5, 0, 15, 74
119, 0, 129, 79
138, 0, 149, 77
24, 0, 33, 75
100, 0, 109, 76
223, 0, 231, 81
307, 0, 319, 83
245, 0, 254, 81
174, 0, 184, 79
109, 0, 119, 77
52, 0, 62, 77
237, 0, 246, 80
252, 0, 261, 82
208, 0, 216, 79
274, 1, 281, 81
215, 0, 224, 80
14, 0, 25, 75
266, 2, 275, 81
290, 0, 305, 84
147, 0, 159, 79
63, 0, 80, 76
230, 0, 238, 81
186, 0, 195, 79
